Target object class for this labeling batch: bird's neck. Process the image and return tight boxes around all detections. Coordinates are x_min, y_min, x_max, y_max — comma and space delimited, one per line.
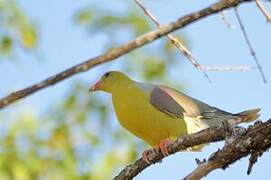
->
110, 79, 135, 97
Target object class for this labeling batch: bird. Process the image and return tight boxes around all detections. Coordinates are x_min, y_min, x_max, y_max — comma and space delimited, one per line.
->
89, 71, 260, 163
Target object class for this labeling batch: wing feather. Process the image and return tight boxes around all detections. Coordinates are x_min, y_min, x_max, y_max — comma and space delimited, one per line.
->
150, 87, 185, 118
136, 83, 233, 122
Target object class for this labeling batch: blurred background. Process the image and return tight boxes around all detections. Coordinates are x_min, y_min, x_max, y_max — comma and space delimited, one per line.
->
0, 0, 270, 179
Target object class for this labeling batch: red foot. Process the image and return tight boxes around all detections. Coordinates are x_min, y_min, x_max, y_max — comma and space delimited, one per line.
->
142, 148, 155, 164
141, 138, 173, 164
158, 138, 172, 157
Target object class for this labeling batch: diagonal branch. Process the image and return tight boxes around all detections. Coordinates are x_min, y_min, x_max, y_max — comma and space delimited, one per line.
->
114, 119, 271, 180
133, 0, 212, 82
134, 0, 254, 82
234, 7, 267, 83
113, 126, 228, 180
0, 0, 253, 109
255, 0, 271, 22
184, 120, 271, 179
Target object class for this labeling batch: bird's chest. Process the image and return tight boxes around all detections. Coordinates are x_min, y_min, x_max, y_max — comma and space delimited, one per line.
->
112, 92, 151, 130
111, 87, 184, 146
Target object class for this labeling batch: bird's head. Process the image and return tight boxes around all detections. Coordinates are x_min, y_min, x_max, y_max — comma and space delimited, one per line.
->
89, 71, 131, 93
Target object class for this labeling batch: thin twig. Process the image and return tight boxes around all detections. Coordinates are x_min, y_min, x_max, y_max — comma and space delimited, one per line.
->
199, 66, 256, 71
134, 0, 254, 82
134, 0, 211, 82
219, 11, 235, 28
255, 0, 271, 22
0, 0, 253, 109
234, 7, 267, 83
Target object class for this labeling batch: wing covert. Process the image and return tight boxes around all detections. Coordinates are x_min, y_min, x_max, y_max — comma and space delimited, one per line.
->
150, 87, 185, 118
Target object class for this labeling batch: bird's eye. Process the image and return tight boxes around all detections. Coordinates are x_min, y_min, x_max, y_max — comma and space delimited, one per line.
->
104, 72, 110, 78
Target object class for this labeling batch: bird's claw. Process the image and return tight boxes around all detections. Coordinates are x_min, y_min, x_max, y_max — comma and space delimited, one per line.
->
222, 119, 237, 145
142, 148, 155, 164
141, 138, 173, 164
158, 138, 172, 157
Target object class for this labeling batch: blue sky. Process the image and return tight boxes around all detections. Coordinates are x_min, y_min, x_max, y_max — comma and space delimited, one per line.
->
1, 0, 271, 179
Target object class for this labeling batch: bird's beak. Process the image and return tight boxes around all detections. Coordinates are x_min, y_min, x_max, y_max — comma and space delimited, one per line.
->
89, 81, 101, 91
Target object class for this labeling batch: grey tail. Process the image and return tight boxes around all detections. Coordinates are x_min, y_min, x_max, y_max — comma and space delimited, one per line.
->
234, 108, 261, 123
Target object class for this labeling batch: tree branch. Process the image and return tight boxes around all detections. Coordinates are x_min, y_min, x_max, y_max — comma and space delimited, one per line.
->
113, 126, 228, 180
134, 0, 255, 83
114, 119, 271, 180
184, 120, 271, 180
0, 0, 252, 110
234, 7, 267, 83
255, 0, 271, 22
134, 0, 212, 82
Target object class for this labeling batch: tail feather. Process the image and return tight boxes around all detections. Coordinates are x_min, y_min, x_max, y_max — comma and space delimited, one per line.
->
235, 108, 261, 123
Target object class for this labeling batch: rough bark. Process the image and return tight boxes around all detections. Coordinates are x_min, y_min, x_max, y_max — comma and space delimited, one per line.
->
113, 119, 271, 180
184, 120, 271, 180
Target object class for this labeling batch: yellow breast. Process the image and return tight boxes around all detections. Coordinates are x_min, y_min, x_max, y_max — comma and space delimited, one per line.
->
112, 84, 187, 146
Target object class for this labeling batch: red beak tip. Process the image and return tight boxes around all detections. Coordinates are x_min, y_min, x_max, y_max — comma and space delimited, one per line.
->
89, 86, 95, 91
89, 81, 100, 92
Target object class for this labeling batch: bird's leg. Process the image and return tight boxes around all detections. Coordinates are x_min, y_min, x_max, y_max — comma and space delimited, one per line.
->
157, 138, 173, 157
222, 119, 237, 145
142, 148, 156, 164
141, 138, 173, 164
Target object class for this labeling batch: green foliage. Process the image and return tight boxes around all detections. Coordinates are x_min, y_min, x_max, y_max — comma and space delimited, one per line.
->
75, 9, 93, 25
0, 36, 13, 55
75, 0, 188, 83
75, 6, 151, 36
0, 0, 37, 57
0, 0, 189, 179
143, 57, 166, 80
0, 82, 140, 180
